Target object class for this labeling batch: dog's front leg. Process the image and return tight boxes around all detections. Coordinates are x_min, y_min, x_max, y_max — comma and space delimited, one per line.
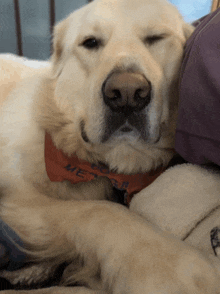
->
1, 186, 220, 294
44, 176, 114, 201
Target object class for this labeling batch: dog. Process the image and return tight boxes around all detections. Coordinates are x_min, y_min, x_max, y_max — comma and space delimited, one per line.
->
1, 0, 220, 293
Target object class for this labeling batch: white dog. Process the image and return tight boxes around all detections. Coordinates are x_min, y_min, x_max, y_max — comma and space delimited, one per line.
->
1, 0, 220, 293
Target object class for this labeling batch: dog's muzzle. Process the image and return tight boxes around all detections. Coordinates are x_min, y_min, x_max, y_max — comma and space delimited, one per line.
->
102, 72, 151, 116
81, 72, 152, 144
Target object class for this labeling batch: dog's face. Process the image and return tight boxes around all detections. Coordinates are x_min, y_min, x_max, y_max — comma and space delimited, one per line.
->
46, 0, 193, 174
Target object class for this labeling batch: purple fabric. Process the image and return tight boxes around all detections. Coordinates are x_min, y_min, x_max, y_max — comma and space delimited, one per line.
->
175, 8, 220, 166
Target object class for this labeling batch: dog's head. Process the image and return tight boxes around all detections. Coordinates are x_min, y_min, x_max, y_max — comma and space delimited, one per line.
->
45, 0, 194, 174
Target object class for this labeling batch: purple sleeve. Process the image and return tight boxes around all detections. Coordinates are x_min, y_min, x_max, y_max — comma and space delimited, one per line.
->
175, 8, 220, 166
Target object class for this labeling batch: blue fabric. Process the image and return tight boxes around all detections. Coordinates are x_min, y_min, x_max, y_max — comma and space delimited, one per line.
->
0, 219, 26, 271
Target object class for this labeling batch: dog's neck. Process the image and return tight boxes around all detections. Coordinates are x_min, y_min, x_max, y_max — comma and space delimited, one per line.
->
45, 133, 165, 205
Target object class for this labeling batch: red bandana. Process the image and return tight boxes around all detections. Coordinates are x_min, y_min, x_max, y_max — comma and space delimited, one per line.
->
45, 133, 165, 205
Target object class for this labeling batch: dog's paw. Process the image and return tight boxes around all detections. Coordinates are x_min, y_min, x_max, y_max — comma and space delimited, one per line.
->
107, 234, 220, 293
0, 263, 58, 287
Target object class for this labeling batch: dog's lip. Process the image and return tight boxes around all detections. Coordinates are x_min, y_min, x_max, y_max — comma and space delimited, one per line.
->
118, 121, 135, 133
80, 120, 90, 143
120, 126, 133, 132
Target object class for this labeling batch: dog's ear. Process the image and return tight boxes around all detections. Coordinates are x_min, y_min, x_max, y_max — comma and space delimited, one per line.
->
183, 22, 195, 40
51, 18, 70, 77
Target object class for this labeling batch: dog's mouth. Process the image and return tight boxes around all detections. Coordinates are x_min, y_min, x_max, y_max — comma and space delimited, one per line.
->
103, 109, 149, 143
80, 110, 149, 144
120, 125, 133, 133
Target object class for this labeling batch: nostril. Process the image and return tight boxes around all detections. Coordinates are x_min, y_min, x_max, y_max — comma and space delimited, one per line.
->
136, 87, 150, 99
135, 85, 151, 103
112, 90, 121, 100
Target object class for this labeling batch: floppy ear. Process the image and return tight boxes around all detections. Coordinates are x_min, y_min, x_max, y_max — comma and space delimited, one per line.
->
183, 22, 195, 40
51, 17, 70, 77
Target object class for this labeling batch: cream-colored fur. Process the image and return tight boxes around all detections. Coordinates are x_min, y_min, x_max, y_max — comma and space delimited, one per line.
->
1, 0, 220, 293
0, 54, 48, 107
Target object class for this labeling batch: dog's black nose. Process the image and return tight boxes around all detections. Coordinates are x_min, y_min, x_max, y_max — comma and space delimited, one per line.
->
102, 72, 151, 114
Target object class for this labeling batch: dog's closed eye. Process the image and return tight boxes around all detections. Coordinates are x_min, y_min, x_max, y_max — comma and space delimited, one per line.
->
145, 35, 165, 45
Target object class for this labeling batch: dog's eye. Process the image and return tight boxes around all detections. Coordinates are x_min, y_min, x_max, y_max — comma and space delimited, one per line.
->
145, 35, 165, 45
82, 38, 100, 49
